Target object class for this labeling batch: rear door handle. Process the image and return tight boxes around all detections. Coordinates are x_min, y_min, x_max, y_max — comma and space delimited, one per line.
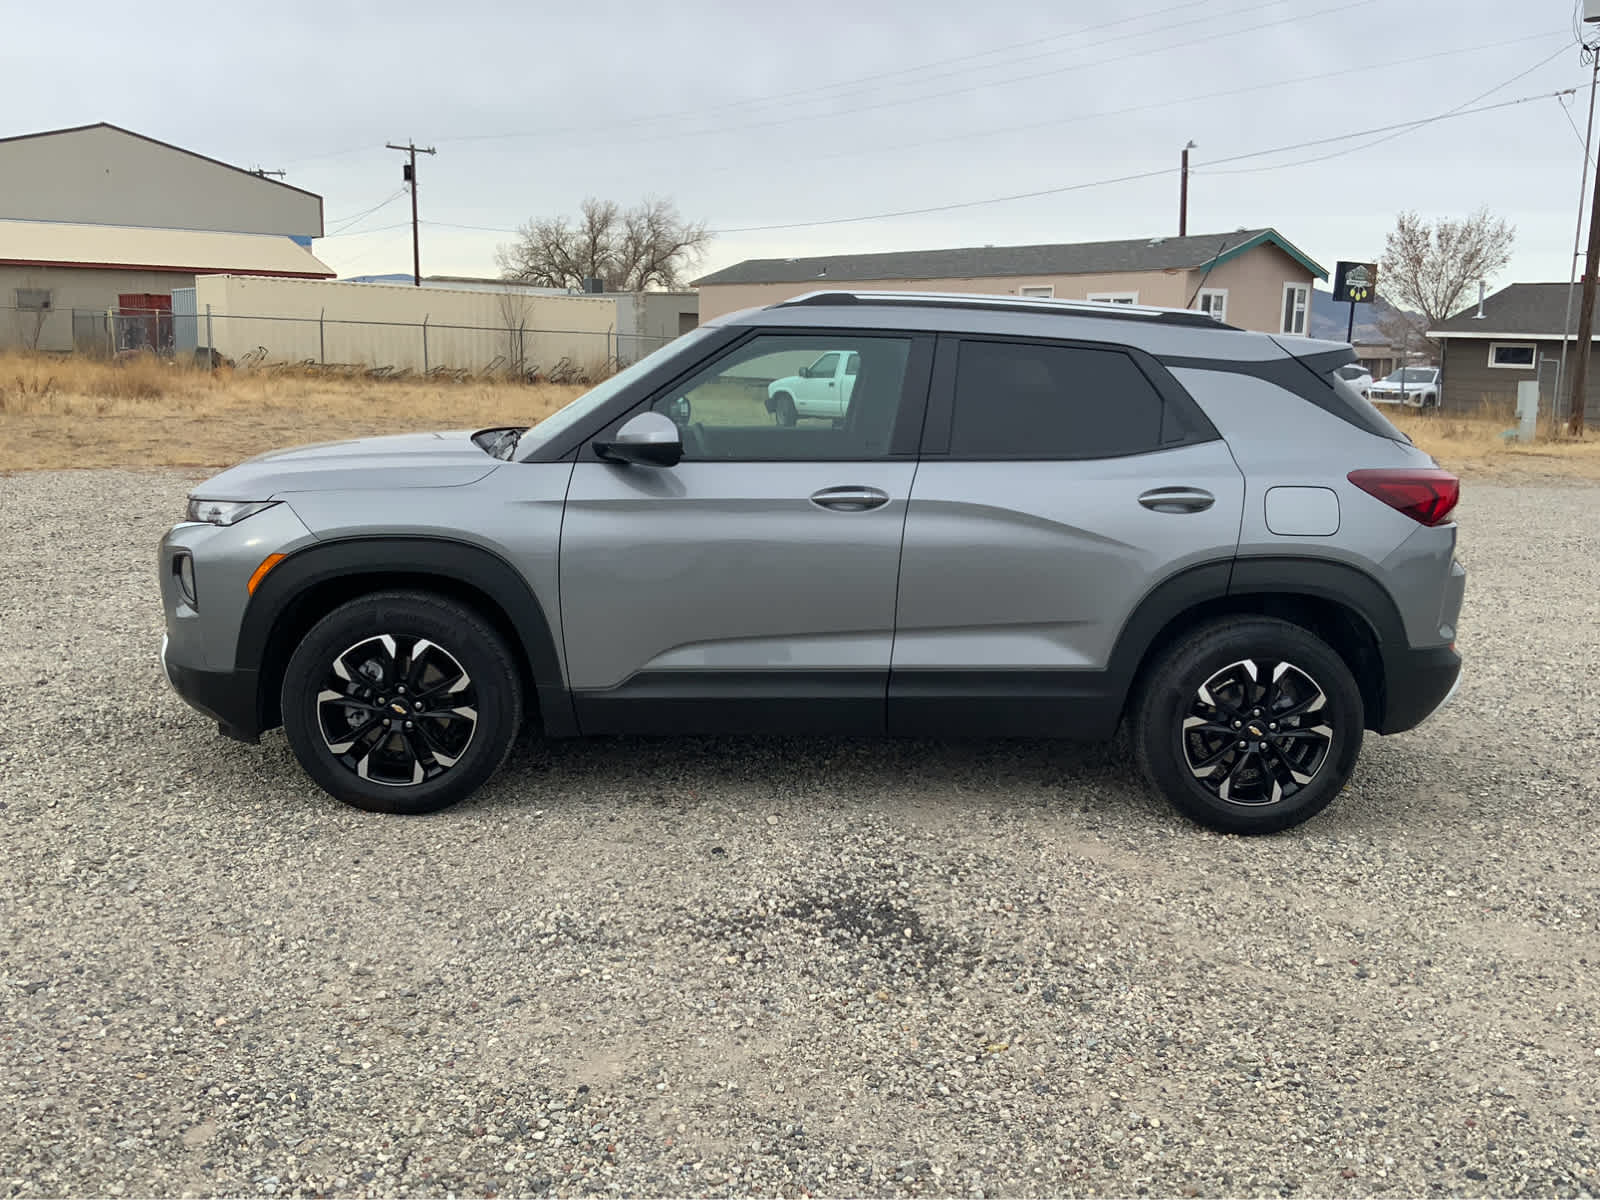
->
1139, 486, 1215, 514
810, 485, 890, 512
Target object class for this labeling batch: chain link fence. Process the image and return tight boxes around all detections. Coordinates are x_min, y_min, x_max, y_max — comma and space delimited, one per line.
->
1, 304, 676, 382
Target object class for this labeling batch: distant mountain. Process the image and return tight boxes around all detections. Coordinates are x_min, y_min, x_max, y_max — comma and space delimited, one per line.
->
1310, 288, 1421, 345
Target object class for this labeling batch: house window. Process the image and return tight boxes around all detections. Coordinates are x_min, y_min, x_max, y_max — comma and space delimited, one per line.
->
15, 288, 51, 311
1087, 292, 1139, 305
1487, 341, 1537, 369
1197, 288, 1228, 322
1018, 285, 1055, 298
1281, 283, 1309, 335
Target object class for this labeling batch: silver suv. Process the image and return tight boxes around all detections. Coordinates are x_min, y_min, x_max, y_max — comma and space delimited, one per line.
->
158, 291, 1465, 834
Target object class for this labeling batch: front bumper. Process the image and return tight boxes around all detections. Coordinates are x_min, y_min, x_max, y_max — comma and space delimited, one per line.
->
1377, 643, 1462, 734
161, 633, 263, 743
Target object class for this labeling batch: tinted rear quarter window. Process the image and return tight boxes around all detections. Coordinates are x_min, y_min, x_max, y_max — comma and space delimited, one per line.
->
950, 340, 1166, 459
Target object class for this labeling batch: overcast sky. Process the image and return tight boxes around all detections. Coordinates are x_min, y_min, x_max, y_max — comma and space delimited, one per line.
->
5, 0, 1596, 290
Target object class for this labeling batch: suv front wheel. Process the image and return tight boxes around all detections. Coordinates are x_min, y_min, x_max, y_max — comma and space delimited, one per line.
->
1133, 617, 1364, 834
280, 591, 523, 814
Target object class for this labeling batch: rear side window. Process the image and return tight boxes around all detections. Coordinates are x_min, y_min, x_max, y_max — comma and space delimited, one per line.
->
949, 340, 1166, 459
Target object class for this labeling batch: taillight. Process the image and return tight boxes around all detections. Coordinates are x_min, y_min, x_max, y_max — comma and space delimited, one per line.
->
1347, 468, 1460, 527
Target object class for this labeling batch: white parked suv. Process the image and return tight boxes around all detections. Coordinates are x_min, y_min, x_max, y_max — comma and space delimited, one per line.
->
1368, 366, 1440, 408
766, 350, 859, 425
1334, 364, 1373, 397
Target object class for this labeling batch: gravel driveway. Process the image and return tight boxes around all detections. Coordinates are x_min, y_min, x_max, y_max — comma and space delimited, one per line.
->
2, 470, 1597, 1199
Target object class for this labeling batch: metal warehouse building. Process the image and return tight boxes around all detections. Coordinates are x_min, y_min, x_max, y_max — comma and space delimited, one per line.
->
0, 123, 333, 353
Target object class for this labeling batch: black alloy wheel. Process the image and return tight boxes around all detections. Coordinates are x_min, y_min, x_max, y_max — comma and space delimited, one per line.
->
281, 591, 523, 814
1133, 617, 1364, 834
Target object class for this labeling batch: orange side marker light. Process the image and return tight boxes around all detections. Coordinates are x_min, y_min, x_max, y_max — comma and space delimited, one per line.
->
247, 553, 287, 595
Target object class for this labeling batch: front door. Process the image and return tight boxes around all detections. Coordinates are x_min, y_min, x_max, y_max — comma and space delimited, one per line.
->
560, 330, 932, 735
890, 335, 1245, 737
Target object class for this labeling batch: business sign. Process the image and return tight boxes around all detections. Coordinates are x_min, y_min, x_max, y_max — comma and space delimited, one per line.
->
1333, 261, 1378, 304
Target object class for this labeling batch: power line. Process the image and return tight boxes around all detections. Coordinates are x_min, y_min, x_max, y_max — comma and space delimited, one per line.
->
486, 0, 1213, 137
324, 189, 408, 235
692, 28, 1568, 177
1203, 39, 1577, 175
710, 87, 1579, 235
282, 3, 1209, 167
321, 221, 413, 240
450, 0, 1373, 149
401, 85, 1577, 245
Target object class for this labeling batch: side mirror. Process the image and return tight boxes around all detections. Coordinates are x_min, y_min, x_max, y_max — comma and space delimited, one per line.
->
595, 411, 682, 467
798, 365, 812, 379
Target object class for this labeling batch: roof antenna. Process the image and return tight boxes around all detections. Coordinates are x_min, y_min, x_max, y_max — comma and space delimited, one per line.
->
1473, 281, 1486, 319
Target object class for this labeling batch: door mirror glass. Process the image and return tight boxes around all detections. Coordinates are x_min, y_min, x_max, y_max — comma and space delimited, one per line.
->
595, 411, 682, 467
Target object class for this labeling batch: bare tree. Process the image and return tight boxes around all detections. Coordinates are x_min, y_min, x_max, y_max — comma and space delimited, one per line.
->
496, 196, 711, 292
1379, 208, 1515, 328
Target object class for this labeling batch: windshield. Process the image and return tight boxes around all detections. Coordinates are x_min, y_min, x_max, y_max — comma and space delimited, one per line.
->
514, 327, 719, 459
1380, 368, 1437, 384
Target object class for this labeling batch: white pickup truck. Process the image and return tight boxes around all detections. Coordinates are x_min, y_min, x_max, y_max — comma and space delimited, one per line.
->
766, 350, 859, 425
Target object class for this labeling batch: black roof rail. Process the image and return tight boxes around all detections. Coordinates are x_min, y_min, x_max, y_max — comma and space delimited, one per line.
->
773, 289, 1236, 330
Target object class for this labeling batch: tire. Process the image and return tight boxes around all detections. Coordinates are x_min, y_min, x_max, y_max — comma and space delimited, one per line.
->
771, 392, 798, 427
1132, 617, 1364, 835
280, 590, 524, 814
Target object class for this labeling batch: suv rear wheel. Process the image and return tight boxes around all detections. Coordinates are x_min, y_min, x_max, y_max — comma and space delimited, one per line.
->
280, 591, 523, 814
1133, 617, 1364, 834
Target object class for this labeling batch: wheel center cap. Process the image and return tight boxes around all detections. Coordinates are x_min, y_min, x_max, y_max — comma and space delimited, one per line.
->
1246, 722, 1265, 739
389, 702, 408, 716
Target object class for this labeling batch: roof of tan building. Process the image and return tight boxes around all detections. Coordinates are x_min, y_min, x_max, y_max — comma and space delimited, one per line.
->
0, 218, 335, 278
694, 227, 1327, 287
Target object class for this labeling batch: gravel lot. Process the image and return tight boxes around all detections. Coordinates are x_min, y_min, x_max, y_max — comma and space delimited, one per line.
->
2, 469, 1598, 1199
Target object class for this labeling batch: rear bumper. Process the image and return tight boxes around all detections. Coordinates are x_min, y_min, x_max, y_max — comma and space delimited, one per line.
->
160, 634, 262, 743
1378, 643, 1461, 734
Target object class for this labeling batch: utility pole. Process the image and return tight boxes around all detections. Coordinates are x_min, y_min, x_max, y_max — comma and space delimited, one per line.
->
1568, 119, 1600, 436
1179, 140, 1196, 237
386, 140, 437, 287
1556, 58, 1598, 425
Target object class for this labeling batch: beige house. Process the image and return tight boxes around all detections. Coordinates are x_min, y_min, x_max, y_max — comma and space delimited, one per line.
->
694, 228, 1327, 335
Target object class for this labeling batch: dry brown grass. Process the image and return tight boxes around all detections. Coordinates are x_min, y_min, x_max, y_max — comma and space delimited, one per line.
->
0, 352, 585, 470
1386, 407, 1600, 482
4, 352, 1600, 480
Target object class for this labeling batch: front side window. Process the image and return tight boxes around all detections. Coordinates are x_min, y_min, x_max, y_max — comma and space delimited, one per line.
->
650, 334, 913, 461
1282, 283, 1309, 335
948, 340, 1168, 460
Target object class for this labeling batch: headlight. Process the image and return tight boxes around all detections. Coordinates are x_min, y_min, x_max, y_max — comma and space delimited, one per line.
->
186, 498, 278, 526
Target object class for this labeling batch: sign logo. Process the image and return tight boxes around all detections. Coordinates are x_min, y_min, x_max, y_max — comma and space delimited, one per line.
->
1334, 261, 1378, 305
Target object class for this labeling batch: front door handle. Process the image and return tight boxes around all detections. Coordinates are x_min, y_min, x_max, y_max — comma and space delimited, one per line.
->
1139, 486, 1215, 514
810, 485, 890, 512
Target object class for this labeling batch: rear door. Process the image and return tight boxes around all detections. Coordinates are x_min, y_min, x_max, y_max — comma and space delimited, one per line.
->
560, 330, 933, 735
889, 335, 1245, 737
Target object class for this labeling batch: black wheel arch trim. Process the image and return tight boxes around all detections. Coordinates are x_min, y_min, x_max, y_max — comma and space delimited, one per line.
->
1106, 555, 1411, 729
236, 536, 575, 737
1225, 556, 1406, 645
